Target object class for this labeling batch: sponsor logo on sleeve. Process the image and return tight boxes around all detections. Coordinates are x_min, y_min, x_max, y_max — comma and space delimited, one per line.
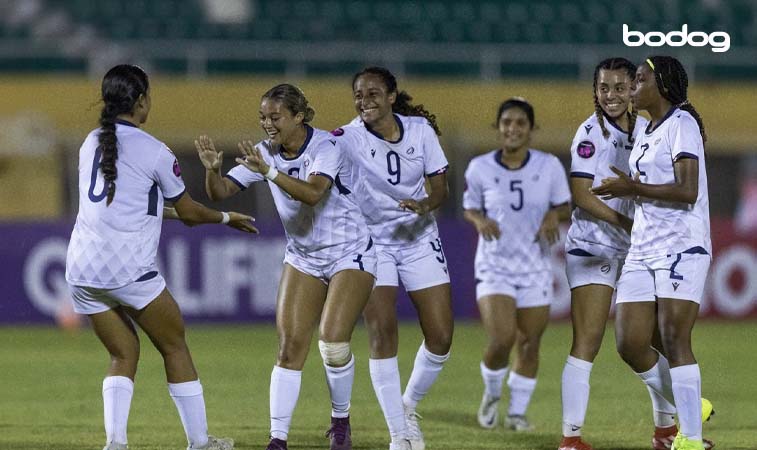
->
172, 159, 181, 177
330, 128, 345, 136
577, 141, 596, 158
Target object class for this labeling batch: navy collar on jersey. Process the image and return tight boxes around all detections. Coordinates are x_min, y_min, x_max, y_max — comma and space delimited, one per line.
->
495, 149, 531, 171
364, 114, 404, 144
278, 124, 314, 161
115, 119, 138, 128
645, 107, 678, 135
602, 111, 628, 134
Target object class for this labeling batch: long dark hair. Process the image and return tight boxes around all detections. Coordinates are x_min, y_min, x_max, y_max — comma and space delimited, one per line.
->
646, 55, 706, 143
99, 64, 150, 205
352, 66, 441, 136
593, 57, 638, 143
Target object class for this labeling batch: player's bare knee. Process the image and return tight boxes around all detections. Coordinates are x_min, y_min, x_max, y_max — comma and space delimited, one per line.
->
318, 340, 352, 367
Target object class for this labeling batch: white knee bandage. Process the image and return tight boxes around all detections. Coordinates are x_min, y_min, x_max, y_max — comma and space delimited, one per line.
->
318, 340, 351, 366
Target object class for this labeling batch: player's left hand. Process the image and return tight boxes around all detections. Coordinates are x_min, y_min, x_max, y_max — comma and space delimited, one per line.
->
591, 166, 638, 200
236, 140, 269, 174
399, 198, 430, 215
536, 209, 560, 245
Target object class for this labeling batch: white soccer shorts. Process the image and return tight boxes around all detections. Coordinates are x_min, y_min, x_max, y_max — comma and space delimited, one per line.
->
284, 241, 377, 284
616, 250, 711, 303
68, 271, 166, 315
374, 233, 450, 291
565, 251, 623, 290
476, 270, 553, 308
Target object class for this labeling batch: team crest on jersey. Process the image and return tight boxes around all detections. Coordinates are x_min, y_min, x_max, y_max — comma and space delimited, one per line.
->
406, 146, 415, 155
584, 124, 593, 134
577, 141, 595, 158
330, 128, 344, 136
172, 159, 181, 177
654, 138, 662, 145
612, 139, 618, 148
600, 264, 611, 273
304, 159, 310, 168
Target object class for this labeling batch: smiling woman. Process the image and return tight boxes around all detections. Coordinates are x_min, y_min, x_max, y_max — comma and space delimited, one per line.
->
462, 97, 572, 434
194, 83, 377, 450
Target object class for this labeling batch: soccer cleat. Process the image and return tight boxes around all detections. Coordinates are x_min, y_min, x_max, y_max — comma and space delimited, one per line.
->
103, 444, 128, 450
404, 407, 425, 450
701, 398, 714, 423
325, 416, 352, 450
558, 436, 594, 450
653, 426, 714, 450
477, 393, 500, 429
670, 434, 705, 450
188, 435, 234, 450
266, 437, 288, 450
505, 414, 534, 431
389, 438, 412, 450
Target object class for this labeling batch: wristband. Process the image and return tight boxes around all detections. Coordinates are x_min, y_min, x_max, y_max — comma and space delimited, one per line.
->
220, 212, 230, 224
264, 166, 278, 181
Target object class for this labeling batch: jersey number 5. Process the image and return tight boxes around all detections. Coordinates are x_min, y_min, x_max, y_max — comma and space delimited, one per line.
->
510, 180, 523, 211
386, 151, 401, 185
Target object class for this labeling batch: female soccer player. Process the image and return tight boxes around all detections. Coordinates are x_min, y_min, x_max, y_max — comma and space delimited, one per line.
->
333, 66, 453, 450
557, 57, 647, 450
593, 56, 711, 450
195, 84, 376, 450
66, 65, 253, 450
463, 98, 571, 433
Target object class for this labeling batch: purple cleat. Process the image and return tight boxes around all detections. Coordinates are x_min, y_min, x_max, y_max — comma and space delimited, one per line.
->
325, 416, 352, 450
265, 438, 287, 450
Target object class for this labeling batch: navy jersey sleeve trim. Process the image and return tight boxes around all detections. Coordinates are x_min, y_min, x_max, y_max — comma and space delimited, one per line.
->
135, 271, 159, 282
570, 171, 595, 180
674, 152, 699, 162
567, 248, 594, 257
224, 174, 246, 191
426, 165, 449, 177
310, 172, 335, 184
164, 188, 186, 203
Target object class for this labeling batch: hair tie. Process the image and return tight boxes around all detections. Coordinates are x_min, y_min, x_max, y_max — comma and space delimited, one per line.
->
677, 100, 690, 107
646, 58, 655, 70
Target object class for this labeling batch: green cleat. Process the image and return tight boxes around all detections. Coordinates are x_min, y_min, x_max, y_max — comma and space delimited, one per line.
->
701, 398, 714, 423
671, 434, 705, 450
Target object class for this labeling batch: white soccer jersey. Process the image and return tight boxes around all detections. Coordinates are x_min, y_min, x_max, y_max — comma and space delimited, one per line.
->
334, 114, 449, 245
627, 108, 711, 259
463, 149, 571, 285
565, 113, 649, 258
226, 125, 371, 259
66, 121, 185, 288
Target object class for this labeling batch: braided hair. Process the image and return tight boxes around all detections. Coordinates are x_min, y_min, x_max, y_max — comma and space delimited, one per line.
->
646, 55, 707, 143
352, 66, 441, 136
593, 57, 639, 143
98, 64, 150, 205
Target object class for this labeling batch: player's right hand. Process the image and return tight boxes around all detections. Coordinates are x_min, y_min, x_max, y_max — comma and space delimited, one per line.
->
195, 135, 223, 171
226, 211, 259, 234
476, 217, 501, 241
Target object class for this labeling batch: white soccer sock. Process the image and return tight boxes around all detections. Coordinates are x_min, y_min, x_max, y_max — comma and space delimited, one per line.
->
102, 376, 134, 445
270, 365, 302, 441
561, 356, 593, 437
636, 352, 677, 428
507, 371, 537, 417
168, 379, 208, 449
670, 364, 702, 441
369, 357, 407, 440
480, 361, 508, 399
324, 355, 355, 419
402, 342, 449, 410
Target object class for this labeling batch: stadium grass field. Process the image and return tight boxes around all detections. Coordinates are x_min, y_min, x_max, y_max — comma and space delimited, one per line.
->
1, 321, 755, 450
